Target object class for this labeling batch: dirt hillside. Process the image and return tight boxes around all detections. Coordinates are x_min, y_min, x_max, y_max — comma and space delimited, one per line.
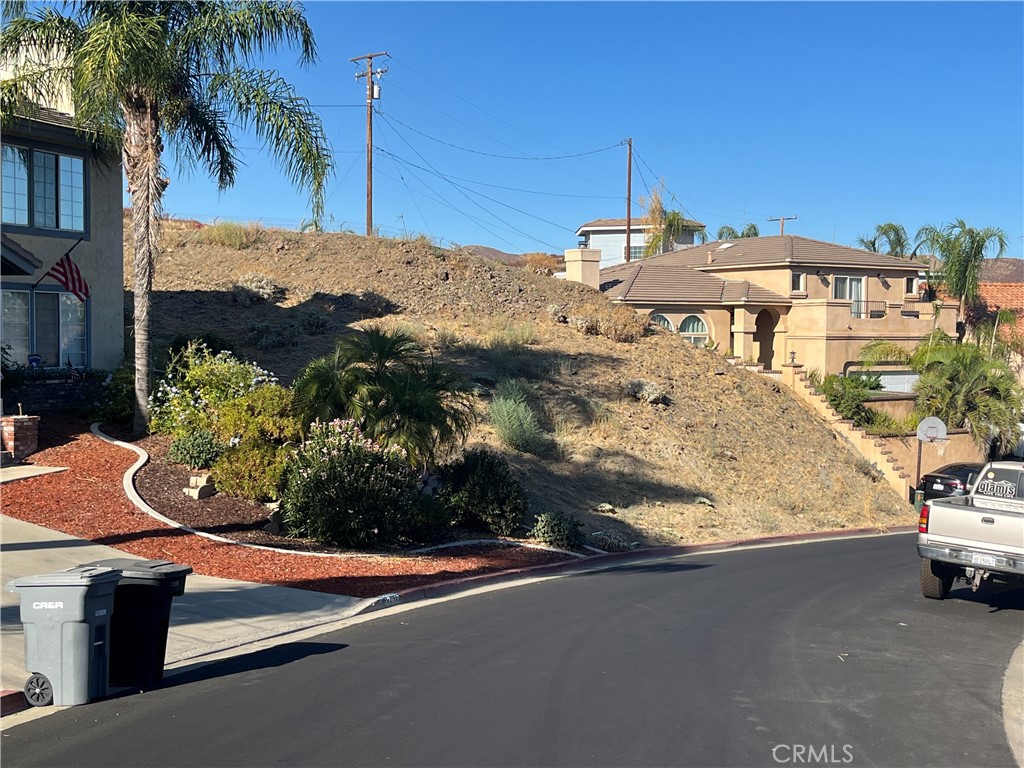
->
125, 219, 914, 548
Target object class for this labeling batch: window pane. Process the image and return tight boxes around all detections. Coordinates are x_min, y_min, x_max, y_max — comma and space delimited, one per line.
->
791, 272, 803, 292
833, 276, 848, 300
35, 292, 60, 366
1, 145, 29, 225
649, 314, 673, 331
59, 155, 85, 231
1, 290, 30, 364
33, 151, 57, 228
60, 293, 87, 367
680, 315, 707, 334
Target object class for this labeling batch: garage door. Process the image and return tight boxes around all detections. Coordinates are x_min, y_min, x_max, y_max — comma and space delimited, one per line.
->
876, 371, 918, 393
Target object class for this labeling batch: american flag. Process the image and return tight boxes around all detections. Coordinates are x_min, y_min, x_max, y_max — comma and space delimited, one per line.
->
46, 253, 90, 302
66, 359, 83, 382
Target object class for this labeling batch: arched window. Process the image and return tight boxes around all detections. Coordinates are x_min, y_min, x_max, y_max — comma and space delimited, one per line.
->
679, 315, 709, 346
649, 313, 674, 331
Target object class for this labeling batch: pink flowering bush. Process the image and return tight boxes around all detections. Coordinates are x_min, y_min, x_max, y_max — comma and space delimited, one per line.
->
281, 419, 419, 548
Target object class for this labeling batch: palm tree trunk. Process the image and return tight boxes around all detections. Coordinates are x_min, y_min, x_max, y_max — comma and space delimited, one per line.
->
123, 96, 165, 436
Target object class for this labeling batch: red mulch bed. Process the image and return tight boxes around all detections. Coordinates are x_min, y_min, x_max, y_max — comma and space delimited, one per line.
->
2, 413, 576, 598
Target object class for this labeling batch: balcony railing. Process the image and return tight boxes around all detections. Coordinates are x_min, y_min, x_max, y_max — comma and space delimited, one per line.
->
900, 299, 922, 318
850, 300, 888, 319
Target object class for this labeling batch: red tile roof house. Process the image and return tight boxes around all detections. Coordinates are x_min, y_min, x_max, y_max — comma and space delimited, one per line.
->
973, 258, 1024, 334
564, 235, 959, 390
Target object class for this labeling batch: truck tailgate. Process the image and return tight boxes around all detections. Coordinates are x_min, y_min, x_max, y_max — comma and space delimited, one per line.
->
927, 499, 1024, 556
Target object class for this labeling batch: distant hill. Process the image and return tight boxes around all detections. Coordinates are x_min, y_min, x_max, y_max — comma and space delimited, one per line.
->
463, 245, 520, 264
981, 258, 1024, 283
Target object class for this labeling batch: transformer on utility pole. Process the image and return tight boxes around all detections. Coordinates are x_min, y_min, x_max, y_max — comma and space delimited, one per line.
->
350, 51, 388, 236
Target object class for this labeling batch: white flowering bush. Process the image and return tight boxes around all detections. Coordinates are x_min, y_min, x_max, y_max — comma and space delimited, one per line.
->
281, 419, 419, 548
148, 341, 278, 438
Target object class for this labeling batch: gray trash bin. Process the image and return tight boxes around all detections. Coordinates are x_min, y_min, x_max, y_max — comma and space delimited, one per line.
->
8, 566, 122, 707
78, 558, 192, 688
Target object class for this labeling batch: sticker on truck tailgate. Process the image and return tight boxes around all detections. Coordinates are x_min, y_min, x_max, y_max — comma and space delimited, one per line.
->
976, 479, 1017, 498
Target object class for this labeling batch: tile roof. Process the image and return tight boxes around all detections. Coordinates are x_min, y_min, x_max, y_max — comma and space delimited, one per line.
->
600, 261, 790, 306
576, 216, 705, 233
14, 106, 76, 129
660, 235, 926, 272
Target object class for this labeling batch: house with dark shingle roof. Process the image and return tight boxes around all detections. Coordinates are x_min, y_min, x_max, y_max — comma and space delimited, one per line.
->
566, 235, 959, 387
575, 216, 705, 269
1, 103, 124, 376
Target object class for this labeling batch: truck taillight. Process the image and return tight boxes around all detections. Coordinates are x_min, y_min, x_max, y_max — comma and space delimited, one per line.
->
919, 503, 930, 533
950, 479, 964, 489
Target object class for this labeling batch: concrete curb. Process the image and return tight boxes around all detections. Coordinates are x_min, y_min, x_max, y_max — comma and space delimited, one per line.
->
1, 690, 26, 717
1004, 641, 1024, 768
351, 525, 920, 613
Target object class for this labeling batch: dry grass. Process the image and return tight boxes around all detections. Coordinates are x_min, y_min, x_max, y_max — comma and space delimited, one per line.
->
192, 221, 266, 250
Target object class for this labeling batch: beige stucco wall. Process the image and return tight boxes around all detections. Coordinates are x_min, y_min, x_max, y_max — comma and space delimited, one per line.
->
880, 432, 985, 485
3, 131, 124, 371
635, 305, 731, 351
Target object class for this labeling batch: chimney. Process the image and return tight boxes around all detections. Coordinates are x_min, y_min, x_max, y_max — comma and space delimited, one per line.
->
707, 251, 714, 265
564, 248, 601, 290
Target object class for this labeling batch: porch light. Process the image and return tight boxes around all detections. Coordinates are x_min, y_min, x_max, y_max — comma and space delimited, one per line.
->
789, 351, 796, 364
815, 270, 825, 277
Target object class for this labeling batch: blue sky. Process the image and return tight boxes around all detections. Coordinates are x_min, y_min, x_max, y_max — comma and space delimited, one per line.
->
158, 1, 1024, 257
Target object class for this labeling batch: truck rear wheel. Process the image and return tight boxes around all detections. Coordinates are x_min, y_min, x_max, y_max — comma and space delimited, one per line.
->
920, 558, 953, 599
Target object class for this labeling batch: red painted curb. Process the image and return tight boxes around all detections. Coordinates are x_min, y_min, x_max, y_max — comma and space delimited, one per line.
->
369, 525, 918, 610
1, 689, 28, 718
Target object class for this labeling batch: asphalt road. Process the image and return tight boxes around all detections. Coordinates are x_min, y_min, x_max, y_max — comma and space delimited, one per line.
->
3, 533, 1022, 768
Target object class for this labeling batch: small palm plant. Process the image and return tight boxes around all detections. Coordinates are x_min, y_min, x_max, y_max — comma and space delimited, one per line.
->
294, 327, 476, 469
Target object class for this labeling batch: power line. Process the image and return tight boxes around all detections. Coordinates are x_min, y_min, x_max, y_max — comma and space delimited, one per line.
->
378, 112, 621, 161
375, 110, 435, 241
375, 111, 563, 250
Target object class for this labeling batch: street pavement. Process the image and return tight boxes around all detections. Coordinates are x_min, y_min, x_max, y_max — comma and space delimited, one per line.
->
2, 533, 1021, 767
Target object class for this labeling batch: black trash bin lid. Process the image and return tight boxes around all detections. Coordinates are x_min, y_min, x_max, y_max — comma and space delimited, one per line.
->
79, 558, 193, 587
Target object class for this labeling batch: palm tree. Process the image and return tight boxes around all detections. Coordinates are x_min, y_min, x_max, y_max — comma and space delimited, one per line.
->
858, 334, 1023, 452
856, 223, 913, 257
1, 1, 332, 434
716, 224, 759, 240
916, 220, 1008, 322
293, 327, 476, 469
645, 210, 699, 256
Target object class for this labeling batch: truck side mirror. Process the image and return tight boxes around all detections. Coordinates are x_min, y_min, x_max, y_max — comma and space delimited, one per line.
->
966, 473, 977, 487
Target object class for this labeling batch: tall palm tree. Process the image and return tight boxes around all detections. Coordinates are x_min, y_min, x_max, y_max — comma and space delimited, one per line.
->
1, 1, 332, 434
916, 220, 1008, 322
645, 209, 699, 256
293, 327, 476, 469
740, 223, 759, 238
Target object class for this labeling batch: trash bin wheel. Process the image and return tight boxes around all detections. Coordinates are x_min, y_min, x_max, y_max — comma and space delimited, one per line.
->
24, 673, 53, 707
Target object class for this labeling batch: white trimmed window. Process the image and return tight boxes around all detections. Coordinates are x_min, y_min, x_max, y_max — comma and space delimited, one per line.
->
1, 289, 87, 368
2, 144, 85, 232
679, 315, 709, 346
832, 275, 863, 301
649, 314, 674, 331
791, 272, 805, 293
624, 244, 644, 260
904, 276, 918, 295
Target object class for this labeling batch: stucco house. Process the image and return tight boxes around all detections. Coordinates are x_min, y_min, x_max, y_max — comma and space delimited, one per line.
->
565, 235, 958, 390
1, 106, 123, 372
575, 216, 705, 269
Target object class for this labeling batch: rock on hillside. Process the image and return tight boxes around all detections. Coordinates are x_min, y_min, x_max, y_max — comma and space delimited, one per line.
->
125, 220, 913, 547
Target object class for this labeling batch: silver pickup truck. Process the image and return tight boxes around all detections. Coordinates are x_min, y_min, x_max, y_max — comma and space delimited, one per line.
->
917, 460, 1024, 599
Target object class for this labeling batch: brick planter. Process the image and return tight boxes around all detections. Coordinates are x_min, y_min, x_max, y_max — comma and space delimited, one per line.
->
1, 415, 40, 463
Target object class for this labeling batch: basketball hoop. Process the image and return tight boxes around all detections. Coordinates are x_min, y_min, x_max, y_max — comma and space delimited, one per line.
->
934, 438, 949, 457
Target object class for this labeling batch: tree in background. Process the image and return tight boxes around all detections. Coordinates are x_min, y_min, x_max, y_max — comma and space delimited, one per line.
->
856, 222, 917, 258
916, 220, 1008, 322
642, 185, 706, 256
716, 223, 759, 240
1, 1, 332, 434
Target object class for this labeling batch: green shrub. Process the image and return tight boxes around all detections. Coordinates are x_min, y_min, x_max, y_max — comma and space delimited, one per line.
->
91, 364, 135, 426
212, 385, 301, 445
211, 441, 290, 502
233, 272, 285, 306
820, 373, 882, 425
490, 396, 547, 454
530, 510, 584, 549
281, 420, 418, 548
300, 312, 330, 335
494, 377, 536, 404
148, 342, 278, 437
168, 430, 223, 470
438, 449, 528, 536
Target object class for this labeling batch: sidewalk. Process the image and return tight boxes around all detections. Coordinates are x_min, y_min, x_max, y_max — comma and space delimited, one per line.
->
1, 515, 369, 717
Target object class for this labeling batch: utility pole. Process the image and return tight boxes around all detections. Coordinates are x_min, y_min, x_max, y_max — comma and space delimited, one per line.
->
768, 215, 798, 235
625, 138, 633, 262
351, 51, 388, 236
